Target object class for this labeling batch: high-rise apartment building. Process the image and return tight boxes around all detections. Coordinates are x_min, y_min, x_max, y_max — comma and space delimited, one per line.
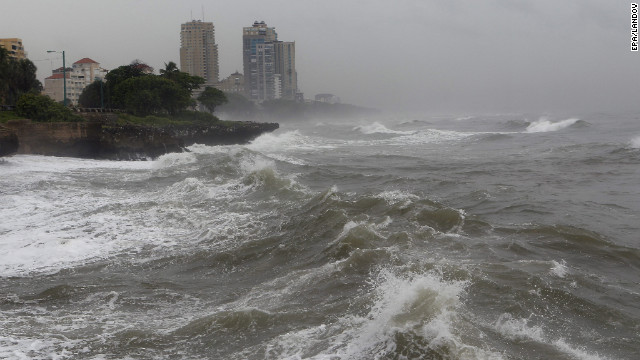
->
242, 22, 298, 102
180, 20, 220, 84
243, 21, 278, 102
0, 38, 26, 59
274, 41, 297, 100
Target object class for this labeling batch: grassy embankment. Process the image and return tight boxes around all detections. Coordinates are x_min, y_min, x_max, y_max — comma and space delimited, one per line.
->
116, 111, 238, 127
0, 111, 25, 123
1, 110, 238, 128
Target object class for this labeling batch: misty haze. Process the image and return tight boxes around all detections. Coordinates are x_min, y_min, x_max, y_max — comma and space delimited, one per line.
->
1, 1, 640, 359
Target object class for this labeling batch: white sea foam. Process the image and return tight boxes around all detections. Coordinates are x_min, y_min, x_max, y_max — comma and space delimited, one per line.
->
494, 313, 545, 342
550, 260, 568, 278
0, 335, 77, 360
629, 135, 640, 149
376, 190, 420, 206
387, 129, 474, 146
248, 130, 334, 153
494, 314, 609, 360
263, 269, 501, 359
353, 122, 414, 135
152, 151, 197, 170
525, 117, 580, 133
0, 153, 276, 277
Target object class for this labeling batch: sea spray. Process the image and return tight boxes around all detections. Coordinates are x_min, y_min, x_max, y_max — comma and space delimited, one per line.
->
526, 117, 580, 133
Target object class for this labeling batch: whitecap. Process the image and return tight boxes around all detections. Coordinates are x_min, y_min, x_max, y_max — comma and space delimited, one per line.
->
525, 117, 580, 133
550, 260, 568, 278
352, 122, 414, 135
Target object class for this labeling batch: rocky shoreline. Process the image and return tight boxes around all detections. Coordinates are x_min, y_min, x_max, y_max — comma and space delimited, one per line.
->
0, 118, 278, 160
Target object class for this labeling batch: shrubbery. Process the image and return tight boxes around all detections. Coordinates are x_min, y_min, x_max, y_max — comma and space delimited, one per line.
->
16, 93, 82, 122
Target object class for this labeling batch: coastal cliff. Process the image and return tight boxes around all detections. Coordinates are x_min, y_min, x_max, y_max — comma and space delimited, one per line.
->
0, 119, 278, 159
0, 125, 19, 157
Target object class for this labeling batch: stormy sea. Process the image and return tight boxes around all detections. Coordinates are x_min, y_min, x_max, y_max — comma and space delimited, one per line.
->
1, 112, 639, 360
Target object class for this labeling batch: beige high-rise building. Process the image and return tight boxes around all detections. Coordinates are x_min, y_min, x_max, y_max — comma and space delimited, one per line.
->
180, 20, 219, 84
0, 38, 26, 59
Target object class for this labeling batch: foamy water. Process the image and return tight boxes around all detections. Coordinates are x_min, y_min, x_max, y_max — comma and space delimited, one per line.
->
1, 112, 639, 359
526, 117, 580, 133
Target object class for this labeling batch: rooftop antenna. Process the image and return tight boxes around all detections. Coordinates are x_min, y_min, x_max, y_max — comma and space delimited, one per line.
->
190, 10, 193, 21
202, 5, 205, 21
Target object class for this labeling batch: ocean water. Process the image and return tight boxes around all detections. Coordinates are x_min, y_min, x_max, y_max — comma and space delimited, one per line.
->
1, 112, 639, 359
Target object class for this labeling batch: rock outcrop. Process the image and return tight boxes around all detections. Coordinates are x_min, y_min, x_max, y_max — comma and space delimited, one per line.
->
0, 125, 19, 157
0, 119, 279, 159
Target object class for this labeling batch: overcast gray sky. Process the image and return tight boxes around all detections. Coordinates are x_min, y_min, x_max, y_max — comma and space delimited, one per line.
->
1, 0, 639, 113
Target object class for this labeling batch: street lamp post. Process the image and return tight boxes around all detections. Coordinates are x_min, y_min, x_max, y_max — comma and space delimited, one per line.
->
47, 50, 67, 106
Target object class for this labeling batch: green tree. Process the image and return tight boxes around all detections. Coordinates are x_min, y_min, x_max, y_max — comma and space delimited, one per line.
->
16, 93, 82, 122
106, 60, 202, 116
115, 76, 193, 116
159, 61, 179, 77
0, 47, 42, 105
197, 87, 228, 113
78, 80, 107, 108
104, 64, 146, 108
160, 62, 204, 92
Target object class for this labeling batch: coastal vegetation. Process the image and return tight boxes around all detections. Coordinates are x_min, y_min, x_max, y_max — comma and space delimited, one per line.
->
81, 60, 215, 117
0, 58, 229, 125
16, 93, 83, 122
0, 47, 42, 105
197, 86, 228, 113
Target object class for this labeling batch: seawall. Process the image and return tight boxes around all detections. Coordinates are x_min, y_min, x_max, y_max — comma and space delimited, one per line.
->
0, 119, 279, 159
0, 125, 19, 157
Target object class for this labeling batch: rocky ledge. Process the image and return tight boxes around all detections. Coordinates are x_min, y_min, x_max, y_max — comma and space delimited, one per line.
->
0, 125, 19, 157
0, 119, 279, 160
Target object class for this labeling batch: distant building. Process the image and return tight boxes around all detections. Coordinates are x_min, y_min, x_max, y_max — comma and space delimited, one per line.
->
315, 94, 341, 104
43, 57, 108, 105
180, 20, 220, 85
0, 38, 26, 59
217, 71, 245, 94
274, 41, 297, 100
243, 21, 278, 102
242, 21, 298, 102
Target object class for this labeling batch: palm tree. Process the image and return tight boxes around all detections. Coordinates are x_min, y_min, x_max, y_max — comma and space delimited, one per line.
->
160, 61, 179, 77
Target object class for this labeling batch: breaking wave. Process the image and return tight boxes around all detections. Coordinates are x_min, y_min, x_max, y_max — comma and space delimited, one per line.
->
525, 117, 580, 133
353, 122, 414, 135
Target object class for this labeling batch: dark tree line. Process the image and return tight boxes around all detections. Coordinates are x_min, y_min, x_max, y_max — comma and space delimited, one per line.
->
79, 60, 228, 117
0, 47, 42, 105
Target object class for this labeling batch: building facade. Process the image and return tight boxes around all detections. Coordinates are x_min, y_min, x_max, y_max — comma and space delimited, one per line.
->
274, 41, 297, 100
180, 20, 220, 85
217, 71, 245, 94
242, 21, 277, 102
242, 21, 298, 102
43, 58, 108, 105
0, 38, 26, 59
